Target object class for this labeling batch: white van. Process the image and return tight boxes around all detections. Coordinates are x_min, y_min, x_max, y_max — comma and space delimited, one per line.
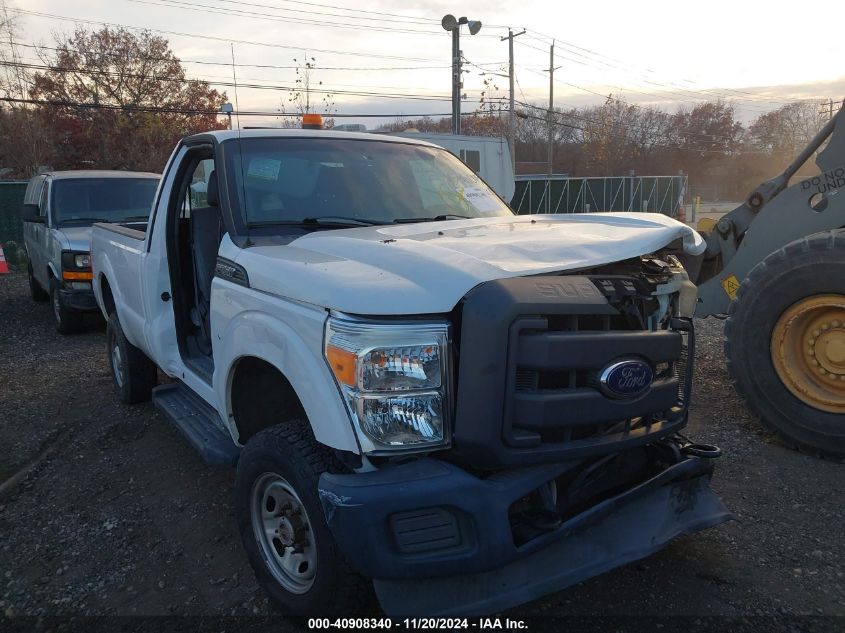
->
386, 132, 514, 203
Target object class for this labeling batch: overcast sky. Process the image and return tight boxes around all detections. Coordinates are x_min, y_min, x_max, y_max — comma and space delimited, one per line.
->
12, 0, 845, 127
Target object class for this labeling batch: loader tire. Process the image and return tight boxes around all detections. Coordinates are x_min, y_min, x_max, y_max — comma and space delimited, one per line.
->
725, 230, 845, 458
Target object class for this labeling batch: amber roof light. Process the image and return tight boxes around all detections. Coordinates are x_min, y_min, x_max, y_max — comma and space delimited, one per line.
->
302, 113, 324, 129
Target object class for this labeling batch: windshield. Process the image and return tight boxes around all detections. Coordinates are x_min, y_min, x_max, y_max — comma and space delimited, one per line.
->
52, 178, 159, 226
224, 137, 513, 227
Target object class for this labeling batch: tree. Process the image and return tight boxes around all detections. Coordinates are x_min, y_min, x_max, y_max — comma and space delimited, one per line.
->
278, 56, 335, 128
748, 101, 826, 155
29, 26, 228, 171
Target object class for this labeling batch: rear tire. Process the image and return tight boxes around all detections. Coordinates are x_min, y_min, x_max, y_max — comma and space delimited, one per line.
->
235, 421, 371, 616
49, 278, 83, 334
106, 312, 157, 404
28, 263, 48, 302
725, 230, 845, 457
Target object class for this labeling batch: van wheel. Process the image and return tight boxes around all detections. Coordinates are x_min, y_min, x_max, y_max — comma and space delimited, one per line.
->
28, 263, 49, 302
106, 312, 157, 404
49, 278, 83, 334
235, 421, 371, 616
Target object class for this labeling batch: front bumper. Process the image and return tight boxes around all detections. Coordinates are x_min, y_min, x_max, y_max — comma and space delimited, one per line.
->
58, 287, 98, 312
319, 451, 731, 616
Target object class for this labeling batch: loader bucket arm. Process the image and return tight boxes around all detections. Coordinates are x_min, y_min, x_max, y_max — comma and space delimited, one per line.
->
695, 100, 845, 317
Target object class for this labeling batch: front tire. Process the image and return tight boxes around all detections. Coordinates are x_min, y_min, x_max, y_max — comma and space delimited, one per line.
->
725, 230, 845, 457
106, 312, 157, 404
235, 421, 370, 616
49, 278, 83, 334
28, 263, 49, 302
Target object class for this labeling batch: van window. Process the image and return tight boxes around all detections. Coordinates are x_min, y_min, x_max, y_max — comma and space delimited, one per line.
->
39, 183, 49, 218
459, 149, 481, 173
24, 176, 46, 206
51, 178, 159, 226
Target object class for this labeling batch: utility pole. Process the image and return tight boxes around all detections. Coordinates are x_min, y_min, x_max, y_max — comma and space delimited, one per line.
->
451, 26, 461, 134
547, 41, 560, 180
820, 98, 842, 121
501, 28, 525, 176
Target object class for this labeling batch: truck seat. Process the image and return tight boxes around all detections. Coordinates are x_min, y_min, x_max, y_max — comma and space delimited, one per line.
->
190, 170, 221, 351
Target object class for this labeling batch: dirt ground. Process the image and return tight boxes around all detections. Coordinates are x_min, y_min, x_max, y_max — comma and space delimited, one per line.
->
0, 270, 843, 629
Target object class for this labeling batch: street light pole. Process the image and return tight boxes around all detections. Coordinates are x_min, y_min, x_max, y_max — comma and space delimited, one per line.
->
451, 24, 461, 135
442, 14, 482, 136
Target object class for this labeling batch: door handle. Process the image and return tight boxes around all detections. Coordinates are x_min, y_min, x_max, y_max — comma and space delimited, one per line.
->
161, 291, 171, 302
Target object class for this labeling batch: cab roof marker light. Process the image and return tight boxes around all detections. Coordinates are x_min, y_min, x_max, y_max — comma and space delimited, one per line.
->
302, 113, 324, 130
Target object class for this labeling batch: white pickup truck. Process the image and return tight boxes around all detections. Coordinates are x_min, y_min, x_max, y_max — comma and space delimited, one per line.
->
92, 127, 730, 617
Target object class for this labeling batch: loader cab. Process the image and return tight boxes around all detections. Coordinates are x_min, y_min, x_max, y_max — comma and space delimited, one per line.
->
166, 145, 225, 380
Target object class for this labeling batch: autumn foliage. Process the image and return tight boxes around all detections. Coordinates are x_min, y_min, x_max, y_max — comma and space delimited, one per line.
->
3, 27, 228, 175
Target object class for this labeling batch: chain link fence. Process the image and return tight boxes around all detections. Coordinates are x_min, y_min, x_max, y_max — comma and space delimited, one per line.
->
512, 175, 687, 217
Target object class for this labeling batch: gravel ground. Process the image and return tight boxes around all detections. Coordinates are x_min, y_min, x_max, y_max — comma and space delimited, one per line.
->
0, 270, 843, 628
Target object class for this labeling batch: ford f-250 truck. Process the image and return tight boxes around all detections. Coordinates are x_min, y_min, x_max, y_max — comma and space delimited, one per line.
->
91, 126, 731, 616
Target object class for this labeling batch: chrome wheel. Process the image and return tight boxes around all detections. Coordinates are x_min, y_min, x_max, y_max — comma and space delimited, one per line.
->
250, 472, 317, 594
111, 339, 125, 388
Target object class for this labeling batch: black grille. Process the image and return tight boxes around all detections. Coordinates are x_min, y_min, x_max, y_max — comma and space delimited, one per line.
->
502, 315, 692, 455
452, 274, 694, 469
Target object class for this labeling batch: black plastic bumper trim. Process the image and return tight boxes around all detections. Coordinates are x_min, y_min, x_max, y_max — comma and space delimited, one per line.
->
318, 453, 728, 586
372, 468, 731, 616
58, 288, 98, 312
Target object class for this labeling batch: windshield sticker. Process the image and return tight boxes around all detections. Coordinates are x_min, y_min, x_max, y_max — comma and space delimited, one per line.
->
463, 187, 500, 214
247, 158, 282, 181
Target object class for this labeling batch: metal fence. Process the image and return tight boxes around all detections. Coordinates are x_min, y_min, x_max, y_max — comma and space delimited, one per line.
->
511, 175, 688, 216
0, 181, 28, 265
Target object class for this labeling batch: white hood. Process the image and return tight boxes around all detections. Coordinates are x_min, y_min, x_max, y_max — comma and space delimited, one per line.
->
230, 213, 704, 315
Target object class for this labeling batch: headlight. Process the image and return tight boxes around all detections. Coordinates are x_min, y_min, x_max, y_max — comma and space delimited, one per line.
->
61, 251, 91, 270
325, 316, 451, 453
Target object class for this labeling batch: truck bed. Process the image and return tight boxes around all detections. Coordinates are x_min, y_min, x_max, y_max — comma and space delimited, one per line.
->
93, 221, 148, 240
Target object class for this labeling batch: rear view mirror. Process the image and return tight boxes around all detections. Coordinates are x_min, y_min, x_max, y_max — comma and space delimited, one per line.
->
22, 203, 44, 223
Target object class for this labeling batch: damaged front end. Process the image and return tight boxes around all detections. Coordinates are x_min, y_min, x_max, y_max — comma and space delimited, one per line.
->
318, 248, 731, 616
319, 437, 729, 616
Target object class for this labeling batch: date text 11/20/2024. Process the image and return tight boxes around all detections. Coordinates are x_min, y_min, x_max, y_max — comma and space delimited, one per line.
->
308, 618, 528, 630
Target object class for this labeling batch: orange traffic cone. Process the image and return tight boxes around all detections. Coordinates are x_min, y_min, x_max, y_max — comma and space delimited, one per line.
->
0, 244, 9, 274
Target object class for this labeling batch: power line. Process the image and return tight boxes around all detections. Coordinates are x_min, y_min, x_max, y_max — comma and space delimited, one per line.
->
127, 0, 447, 36
518, 29, 808, 109
1, 96, 798, 154
197, 0, 438, 26
3, 59, 511, 103
514, 41, 774, 112
0, 95, 484, 119
201, 0, 440, 26
6, 7, 443, 62
10, 41, 451, 72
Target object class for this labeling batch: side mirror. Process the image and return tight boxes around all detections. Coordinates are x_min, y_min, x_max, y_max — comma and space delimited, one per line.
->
22, 203, 44, 223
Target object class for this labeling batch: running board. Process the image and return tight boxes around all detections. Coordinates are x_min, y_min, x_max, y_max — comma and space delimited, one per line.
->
152, 383, 240, 466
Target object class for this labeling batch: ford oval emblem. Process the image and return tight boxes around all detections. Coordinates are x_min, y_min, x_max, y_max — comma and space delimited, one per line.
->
599, 359, 654, 399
